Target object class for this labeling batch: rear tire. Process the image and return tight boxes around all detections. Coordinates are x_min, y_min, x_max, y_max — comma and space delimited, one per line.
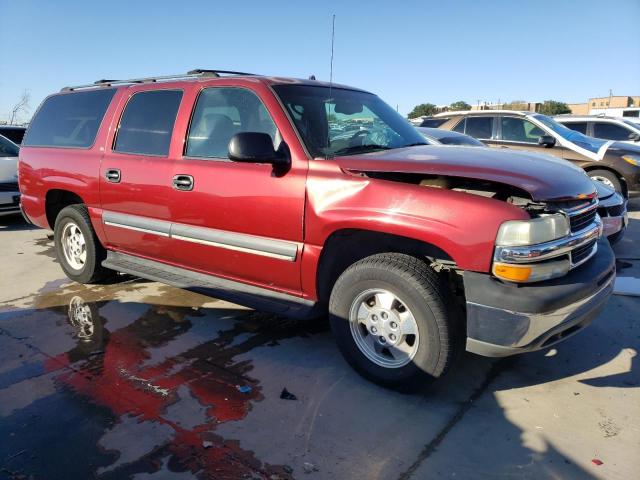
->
329, 253, 459, 390
588, 169, 623, 195
54, 205, 113, 284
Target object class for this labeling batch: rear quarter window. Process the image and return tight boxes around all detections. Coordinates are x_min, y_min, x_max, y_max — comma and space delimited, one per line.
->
23, 89, 116, 148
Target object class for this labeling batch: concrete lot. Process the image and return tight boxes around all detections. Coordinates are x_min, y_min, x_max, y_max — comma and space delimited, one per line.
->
1, 202, 638, 480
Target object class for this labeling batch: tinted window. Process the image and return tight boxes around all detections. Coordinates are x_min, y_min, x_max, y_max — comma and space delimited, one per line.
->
419, 118, 447, 128
186, 88, 277, 159
0, 135, 19, 157
23, 89, 116, 148
465, 117, 493, 139
452, 118, 465, 133
500, 117, 544, 143
593, 122, 632, 141
114, 90, 182, 156
563, 122, 588, 134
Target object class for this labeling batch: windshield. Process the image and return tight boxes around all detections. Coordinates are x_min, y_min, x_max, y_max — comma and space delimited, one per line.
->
533, 114, 607, 153
0, 134, 19, 157
272, 85, 427, 158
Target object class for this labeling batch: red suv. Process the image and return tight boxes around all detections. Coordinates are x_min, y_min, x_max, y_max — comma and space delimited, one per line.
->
19, 70, 615, 388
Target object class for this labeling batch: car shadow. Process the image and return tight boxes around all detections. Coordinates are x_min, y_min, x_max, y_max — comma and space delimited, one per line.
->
0, 213, 38, 232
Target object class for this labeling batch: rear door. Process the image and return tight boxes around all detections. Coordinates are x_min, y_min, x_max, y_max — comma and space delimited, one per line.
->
99, 88, 183, 260
167, 83, 307, 294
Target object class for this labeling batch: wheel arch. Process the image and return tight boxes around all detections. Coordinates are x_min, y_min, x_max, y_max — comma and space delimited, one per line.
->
582, 164, 628, 197
45, 189, 86, 229
315, 228, 454, 305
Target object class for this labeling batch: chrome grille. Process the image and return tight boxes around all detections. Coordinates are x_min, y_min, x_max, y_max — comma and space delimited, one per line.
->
569, 208, 597, 233
571, 240, 597, 266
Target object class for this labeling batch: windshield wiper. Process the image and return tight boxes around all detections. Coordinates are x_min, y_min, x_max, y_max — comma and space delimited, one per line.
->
402, 142, 429, 147
332, 144, 393, 156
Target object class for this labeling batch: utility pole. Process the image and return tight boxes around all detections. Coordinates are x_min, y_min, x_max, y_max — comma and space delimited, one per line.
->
607, 89, 613, 113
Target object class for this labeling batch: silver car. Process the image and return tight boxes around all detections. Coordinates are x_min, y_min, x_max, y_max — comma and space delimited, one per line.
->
0, 134, 20, 217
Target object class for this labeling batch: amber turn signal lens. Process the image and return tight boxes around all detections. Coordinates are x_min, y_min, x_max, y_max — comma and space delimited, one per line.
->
492, 263, 532, 283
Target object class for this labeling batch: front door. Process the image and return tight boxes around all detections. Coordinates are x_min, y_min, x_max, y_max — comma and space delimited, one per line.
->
168, 84, 307, 295
493, 115, 566, 159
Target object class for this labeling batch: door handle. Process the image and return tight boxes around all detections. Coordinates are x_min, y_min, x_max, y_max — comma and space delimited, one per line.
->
172, 174, 194, 191
105, 169, 121, 183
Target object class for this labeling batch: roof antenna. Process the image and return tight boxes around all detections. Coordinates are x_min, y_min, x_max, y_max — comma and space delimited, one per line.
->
326, 14, 336, 156
329, 14, 336, 85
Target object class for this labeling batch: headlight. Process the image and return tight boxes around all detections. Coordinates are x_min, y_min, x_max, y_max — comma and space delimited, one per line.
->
493, 257, 571, 283
495, 214, 569, 247
622, 154, 640, 167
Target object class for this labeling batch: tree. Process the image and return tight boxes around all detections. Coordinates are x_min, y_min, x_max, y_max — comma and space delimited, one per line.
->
449, 100, 471, 111
538, 100, 571, 116
408, 103, 437, 119
9, 90, 31, 125
503, 100, 528, 111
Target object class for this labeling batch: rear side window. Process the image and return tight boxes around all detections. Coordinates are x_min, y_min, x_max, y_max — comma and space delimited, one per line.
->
563, 122, 588, 134
465, 116, 493, 139
23, 89, 116, 148
114, 90, 183, 156
452, 118, 465, 133
593, 122, 631, 141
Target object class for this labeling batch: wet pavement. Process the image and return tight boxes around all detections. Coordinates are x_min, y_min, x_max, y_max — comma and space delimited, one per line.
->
1, 202, 639, 479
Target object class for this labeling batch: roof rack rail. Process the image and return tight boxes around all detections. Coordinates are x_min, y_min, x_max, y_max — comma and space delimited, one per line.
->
61, 69, 258, 92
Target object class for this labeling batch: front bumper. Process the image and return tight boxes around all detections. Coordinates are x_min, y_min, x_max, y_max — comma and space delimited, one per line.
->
464, 239, 615, 357
598, 192, 627, 242
0, 190, 20, 217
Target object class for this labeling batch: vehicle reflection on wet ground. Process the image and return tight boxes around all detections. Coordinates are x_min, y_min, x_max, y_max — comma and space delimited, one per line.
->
0, 282, 325, 479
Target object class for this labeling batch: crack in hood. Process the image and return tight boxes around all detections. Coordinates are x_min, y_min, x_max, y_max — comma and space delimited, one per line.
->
335, 145, 597, 202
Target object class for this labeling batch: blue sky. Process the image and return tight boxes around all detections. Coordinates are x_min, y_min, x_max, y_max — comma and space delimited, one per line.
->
1, 0, 639, 121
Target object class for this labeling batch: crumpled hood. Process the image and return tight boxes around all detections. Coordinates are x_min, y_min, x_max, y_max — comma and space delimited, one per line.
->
336, 145, 596, 202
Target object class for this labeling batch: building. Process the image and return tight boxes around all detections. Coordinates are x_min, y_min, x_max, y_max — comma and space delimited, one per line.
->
569, 95, 640, 117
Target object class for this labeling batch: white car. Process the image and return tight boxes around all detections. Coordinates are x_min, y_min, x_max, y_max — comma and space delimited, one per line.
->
0, 134, 20, 216
555, 115, 640, 145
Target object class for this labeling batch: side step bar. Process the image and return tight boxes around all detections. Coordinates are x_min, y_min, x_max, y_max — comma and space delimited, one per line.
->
102, 251, 320, 319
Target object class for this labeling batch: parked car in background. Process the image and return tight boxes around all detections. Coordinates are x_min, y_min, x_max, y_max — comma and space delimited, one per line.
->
434, 110, 640, 197
416, 127, 485, 146
555, 115, 640, 144
20, 70, 615, 388
0, 134, 20, 216
0, 125, 27, 145
417, 128, 628, 244
595, 181, 628, 245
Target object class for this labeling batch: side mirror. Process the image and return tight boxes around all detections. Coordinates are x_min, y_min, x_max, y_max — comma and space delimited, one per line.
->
538, 135, 556, 148
228, 132, 289, 166
628, 132, 640, 142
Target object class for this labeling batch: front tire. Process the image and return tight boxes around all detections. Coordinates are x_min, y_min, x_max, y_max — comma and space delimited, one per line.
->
588, 169, 623, 194
54, 205, 113, 284
329, 253, 459, 390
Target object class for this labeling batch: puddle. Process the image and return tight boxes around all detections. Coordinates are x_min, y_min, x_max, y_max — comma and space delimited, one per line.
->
0, 281, 326, 479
